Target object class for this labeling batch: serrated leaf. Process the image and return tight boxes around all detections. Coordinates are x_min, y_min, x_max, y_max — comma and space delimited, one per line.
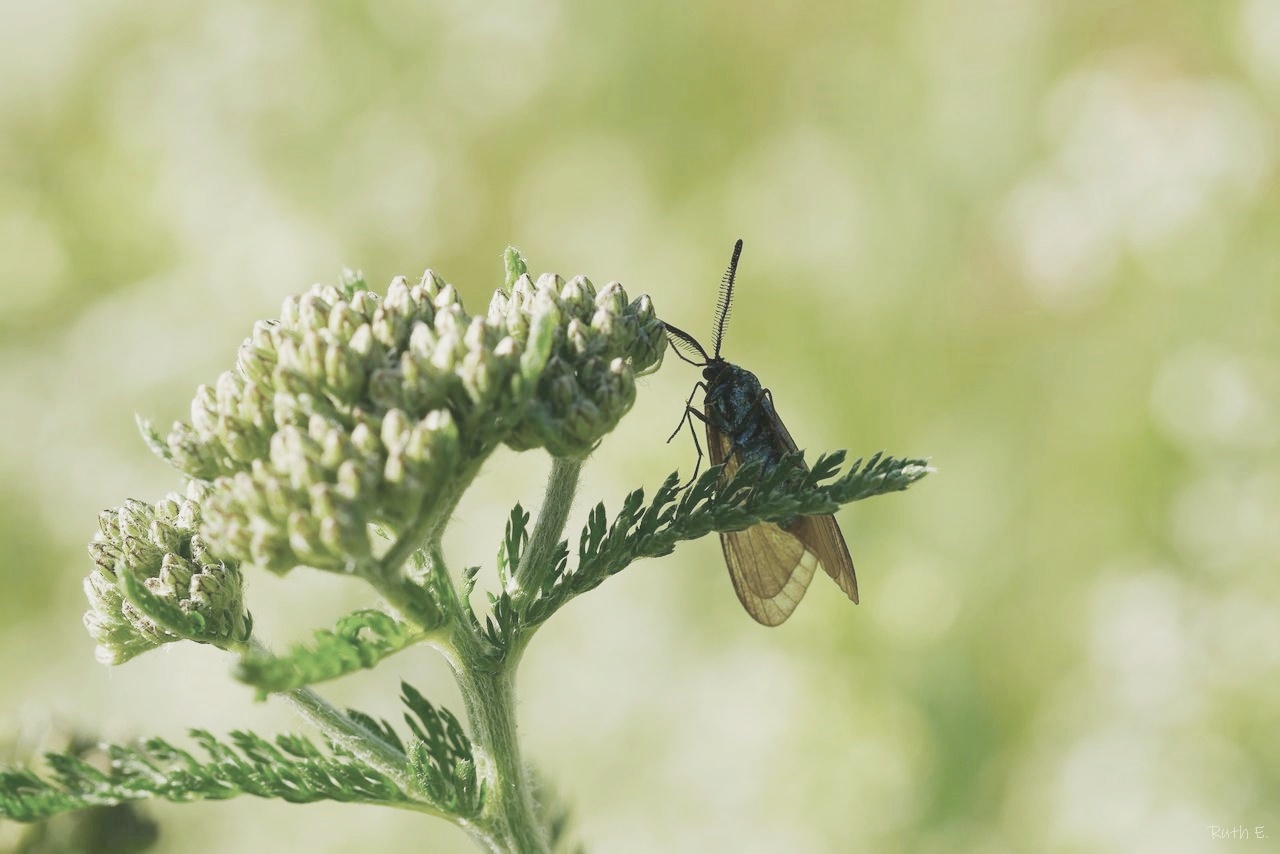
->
515, 451, 931, 628
0, 729, 414, 822
497, 505, 530, 588
134, 414, 176, 468
118, 569, 207, 641
400, 683, 482, 818
234, 610, 421, 698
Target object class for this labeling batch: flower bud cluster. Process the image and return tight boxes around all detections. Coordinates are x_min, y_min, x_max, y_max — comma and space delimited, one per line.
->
149, 260, 663, 575
84, 483, 250, 665
497, 273, 665, 457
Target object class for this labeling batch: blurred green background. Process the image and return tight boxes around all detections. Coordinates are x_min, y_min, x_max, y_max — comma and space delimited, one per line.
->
2, 1, 1278, 852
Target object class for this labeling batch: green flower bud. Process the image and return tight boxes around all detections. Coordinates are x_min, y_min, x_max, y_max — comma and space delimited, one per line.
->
349, 287, 379, 318
250, 526, 291, 570
327, 299, 361, 341
566, 318, 591, 357
458, 349, 492, 405
628, 295, 665, 374
190, 385, 218, 436
504, 296, 531, 343
117, 500, 149, 537
419, 269, 446, 301
559, 276, 596, 318
426, 407, 457, 447
284, 511, 320, 565
368, 366, 406, 411
503, 246, 528, 288
434, 283, 461, 311
347, 323, 378, 360
215, 370, 244, 413
431, 325, 461, 375
500, 272, 662, 457
510, 273, 535, 309
534, 273, 564, 300
349, 420, 379, 456
149, 519, 183, 556
299, 330, 328, 382
335, 459, 366, 501
96, 508, 120, 539
156, 552, 195, 593
250, 319, 279, 354
337, 268, 367, 299
519, 289, 560, 387
595, 280, 628, 318
83, 485, 250, 665
237, 382, 269, 430
381, 409, 412, 451
407, 321, 437, 360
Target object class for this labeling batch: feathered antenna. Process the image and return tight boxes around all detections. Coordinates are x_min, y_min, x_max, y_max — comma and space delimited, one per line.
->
710, 239, 743, 360
663, 322, 710, 366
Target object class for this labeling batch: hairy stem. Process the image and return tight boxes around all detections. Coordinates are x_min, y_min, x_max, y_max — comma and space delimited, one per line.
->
422, 517, 553, 854
372, 456, 489, 632
446, 641, 548, 854
517, 456, 582, 594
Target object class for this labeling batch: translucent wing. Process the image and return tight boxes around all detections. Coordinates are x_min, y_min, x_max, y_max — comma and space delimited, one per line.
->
786, 513, 858, 604
757, 392, 859, 604
708, 425, 820, 625
721, 522, 822, 626
706, 419, 735, 474
706, 392, 859, 623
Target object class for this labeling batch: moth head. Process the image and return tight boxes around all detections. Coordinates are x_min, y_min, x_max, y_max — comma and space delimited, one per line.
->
701, 359, 730, 384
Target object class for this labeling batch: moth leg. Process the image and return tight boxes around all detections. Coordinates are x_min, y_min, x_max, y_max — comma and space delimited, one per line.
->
681, 406, 709, 487
666, 382, 707, 442
667, 382, 708, 487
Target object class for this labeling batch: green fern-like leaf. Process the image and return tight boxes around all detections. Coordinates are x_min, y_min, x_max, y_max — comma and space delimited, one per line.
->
117, 569, 209, 641
343, 709, 406, 755
400, 683, 483, 818
134, 414, 177, 470
496, 504, 530, 590
234, 610, 421, 698
530, 769, 581, 854
518, 451, 931, 626
0, 729, 415, 822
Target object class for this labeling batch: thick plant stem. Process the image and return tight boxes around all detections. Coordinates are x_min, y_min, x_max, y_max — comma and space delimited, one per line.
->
447, 642, 549, 854
517, 456, 582, 593
402, 535, 548, 852
435, 454, 584, 853
364, 456, 581, 850
373, 455, 490, 632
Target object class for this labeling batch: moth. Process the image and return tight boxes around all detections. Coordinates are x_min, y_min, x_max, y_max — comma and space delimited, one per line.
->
663, 239, 858, 625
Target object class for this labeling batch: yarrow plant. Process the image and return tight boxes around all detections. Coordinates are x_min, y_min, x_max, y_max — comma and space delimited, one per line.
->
1, 248, 930, 852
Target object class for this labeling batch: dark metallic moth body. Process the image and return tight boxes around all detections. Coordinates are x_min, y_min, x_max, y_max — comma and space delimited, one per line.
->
664, 240, 858, 626
705, 363, 779, 474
